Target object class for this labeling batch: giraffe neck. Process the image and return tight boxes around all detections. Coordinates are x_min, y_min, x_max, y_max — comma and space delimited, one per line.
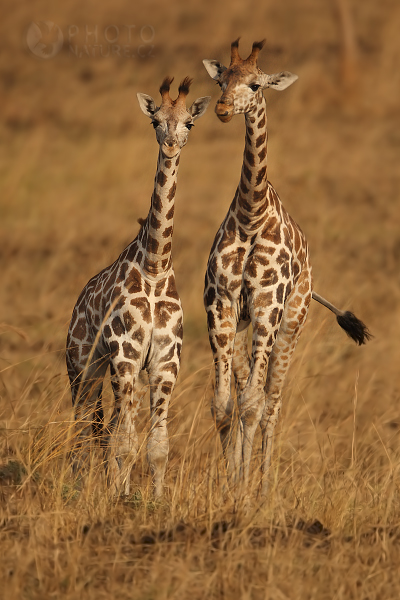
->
235, 94, 271, 230
140, 149, 180, 278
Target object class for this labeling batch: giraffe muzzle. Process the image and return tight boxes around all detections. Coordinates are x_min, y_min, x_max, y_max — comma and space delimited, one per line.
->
215, 103, 234, 123
162, 140, 179, 157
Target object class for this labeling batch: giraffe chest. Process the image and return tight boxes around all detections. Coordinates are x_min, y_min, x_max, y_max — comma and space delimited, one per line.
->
80, 258, 183, 363
207, 235, 294, 295
204, 228, 303, 331
100, 270, 182, 328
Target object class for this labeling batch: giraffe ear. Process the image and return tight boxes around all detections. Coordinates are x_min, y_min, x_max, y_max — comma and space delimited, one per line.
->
188, 96, 211, 120
203, 59, 227, 81
137, 93, 157, 117
261, 71, 298, 91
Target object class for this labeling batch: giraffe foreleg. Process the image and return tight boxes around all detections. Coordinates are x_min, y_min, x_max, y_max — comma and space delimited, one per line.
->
230, 327, 250, 485
92, 396, 105, 444
67, 346, 108, 478
147, 339, 182, 500
235, 373, 269, 496
207, 315, 237, 478
147, 374, 174, 501
235, 307, 284, 496
106, 358, 142, 496
260, 390, 282, 499
232, 327, 251, 396
260, 267, 312, 499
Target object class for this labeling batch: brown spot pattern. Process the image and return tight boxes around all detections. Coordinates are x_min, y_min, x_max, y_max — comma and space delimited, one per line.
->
123, 311, 136, 332
153, 192, 162, 213
117, 361, 134, 376
126, 267, 142, 294
163, 226, 173, 238
245, 148, 255, 167
161, 382, 173, 395
157, 170, 167, 187
162, 242, 172, 255
243, 164, 252, 183
215, 333, 228, 348
73, 318, 87, 341
130, 297, 151, 323
163, 363, 178, 377
112, 316, 125, 336
167, 182, 176, 200
132, 326, 145, 344
255, 166, 266, 186
147, 235, 159, 254
172, 317, 183, 338
166, 275, 179, 300
109, 340, 119, 357
150, 213, 161, 230
154, 301, 180, 328
122, 341, 140, 361
166, 206, 174, 220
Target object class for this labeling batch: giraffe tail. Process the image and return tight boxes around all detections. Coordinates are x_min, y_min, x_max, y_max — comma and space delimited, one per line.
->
312, 291, 372, 345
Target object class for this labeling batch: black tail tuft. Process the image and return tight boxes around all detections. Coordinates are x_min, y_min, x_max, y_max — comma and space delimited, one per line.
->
336, 311, 372, 345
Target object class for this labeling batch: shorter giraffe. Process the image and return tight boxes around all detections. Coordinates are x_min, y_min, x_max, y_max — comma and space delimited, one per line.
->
202, 39, 371, 499
66, 77, 210, 499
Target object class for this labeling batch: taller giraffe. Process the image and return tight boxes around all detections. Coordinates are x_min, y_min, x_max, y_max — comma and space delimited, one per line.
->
66, 77, 210, 499
203, 39, 370, 498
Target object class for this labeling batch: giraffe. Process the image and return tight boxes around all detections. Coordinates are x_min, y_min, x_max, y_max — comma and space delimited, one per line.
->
202, 39, 371, 499
66, 77, 210, 499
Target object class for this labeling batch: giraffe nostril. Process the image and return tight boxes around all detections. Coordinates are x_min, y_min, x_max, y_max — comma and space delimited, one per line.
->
215, 104, 232, 118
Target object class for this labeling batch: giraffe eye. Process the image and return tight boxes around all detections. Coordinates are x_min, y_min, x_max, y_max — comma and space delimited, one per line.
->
151, 120, 159, 129
250, 84, 260, 92
185, 123, 194, 130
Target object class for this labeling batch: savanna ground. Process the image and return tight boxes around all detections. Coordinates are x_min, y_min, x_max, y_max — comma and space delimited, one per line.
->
1, 0, 400, 598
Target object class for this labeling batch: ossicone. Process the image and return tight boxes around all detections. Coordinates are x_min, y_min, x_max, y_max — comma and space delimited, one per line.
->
159, 76, 174, 103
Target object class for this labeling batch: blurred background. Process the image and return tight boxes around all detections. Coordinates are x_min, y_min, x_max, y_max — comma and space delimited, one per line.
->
1, 0, 400, 470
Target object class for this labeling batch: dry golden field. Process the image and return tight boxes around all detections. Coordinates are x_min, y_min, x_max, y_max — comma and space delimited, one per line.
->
1, 0, 400, 598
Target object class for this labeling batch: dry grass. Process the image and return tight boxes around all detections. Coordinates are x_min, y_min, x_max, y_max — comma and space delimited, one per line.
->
1, 0, 400, 598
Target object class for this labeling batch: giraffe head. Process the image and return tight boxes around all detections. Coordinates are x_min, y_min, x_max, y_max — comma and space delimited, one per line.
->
137, 77, 211, 158
203, 39, 298, 123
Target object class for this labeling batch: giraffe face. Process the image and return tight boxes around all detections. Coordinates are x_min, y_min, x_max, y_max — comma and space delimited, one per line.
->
150, 105, 199, 158
203, 42, 298, 123
137, 80, 211, 158
213, 63, 265, 122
